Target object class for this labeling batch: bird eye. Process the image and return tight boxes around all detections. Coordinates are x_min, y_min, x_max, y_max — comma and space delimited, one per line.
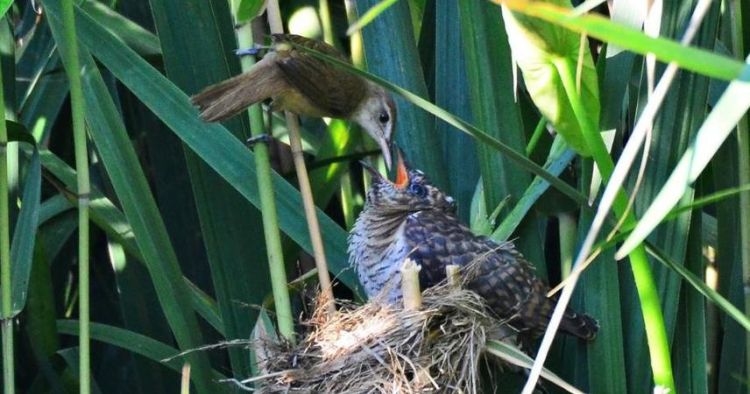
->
408, 182, 427, 198
378, 111, 390, 124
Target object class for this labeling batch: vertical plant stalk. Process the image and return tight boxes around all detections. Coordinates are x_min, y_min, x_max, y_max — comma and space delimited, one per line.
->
523, 56, 674, 394
230, 4, 295, 340
61, 0, 91, 392
728, 0, 750, 379
400, 259, 422, 311
0, 43, 13, 394
265, 1, 336, 316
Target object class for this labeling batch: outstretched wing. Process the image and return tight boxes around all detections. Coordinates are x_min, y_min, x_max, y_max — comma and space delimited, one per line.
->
271, 34, 367, 118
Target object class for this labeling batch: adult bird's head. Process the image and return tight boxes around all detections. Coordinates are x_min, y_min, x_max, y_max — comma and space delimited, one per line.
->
361, 151, 455, 214
352, 84, 397, 170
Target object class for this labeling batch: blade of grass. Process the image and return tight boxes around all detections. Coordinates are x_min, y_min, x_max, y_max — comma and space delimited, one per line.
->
56, 320, 226, 380
434, 0, 479, 222
57, 1, 91, 391
8, 149, 40, 315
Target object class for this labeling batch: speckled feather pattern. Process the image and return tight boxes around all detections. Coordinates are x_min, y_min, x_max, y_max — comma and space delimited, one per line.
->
349, 168, 598, 341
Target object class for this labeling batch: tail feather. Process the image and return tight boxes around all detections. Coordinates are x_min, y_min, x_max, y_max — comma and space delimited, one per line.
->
560, 311, 599, 341
190, 60, 282, 122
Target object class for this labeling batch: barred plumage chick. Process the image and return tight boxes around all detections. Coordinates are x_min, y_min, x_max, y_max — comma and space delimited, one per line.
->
348, 156, 598, 341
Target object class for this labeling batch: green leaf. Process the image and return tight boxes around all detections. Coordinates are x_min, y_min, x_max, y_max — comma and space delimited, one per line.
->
56, 320, 226, 380
346, 0, 399, 35
0, 0, 11, 19
78, 0, 161, 57
500, 0, 599, 156
8, 149, 41, 316
434, 0, 479, 221
235, 0, 267, 22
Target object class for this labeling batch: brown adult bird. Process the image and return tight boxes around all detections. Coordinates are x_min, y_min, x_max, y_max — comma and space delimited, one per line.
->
191, 34, 397, 168
348, 155, 599, 341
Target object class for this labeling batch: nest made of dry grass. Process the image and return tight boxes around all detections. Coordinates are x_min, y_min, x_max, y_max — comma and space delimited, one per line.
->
239, 279, 515, 394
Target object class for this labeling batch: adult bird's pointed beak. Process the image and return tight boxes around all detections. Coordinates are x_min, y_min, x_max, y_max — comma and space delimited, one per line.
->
377, 137, 393, 171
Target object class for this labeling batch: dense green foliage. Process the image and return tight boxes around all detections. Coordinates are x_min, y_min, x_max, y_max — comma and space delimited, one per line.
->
1, 0, 749, 392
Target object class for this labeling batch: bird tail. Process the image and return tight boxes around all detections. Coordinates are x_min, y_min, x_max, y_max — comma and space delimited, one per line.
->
190, 59, 281, 122
560, 311, 599, 341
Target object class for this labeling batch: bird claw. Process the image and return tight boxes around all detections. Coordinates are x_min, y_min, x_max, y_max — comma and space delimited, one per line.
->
234, 45, 272, 57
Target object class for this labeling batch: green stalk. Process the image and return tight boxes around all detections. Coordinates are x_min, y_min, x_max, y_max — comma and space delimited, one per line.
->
553, 56, 674, 392
0, 42, 13, 394
318, 0, 335, 46
266, 0, 336, 316
230, 2, 294, 341
728, 0, 750, 379
60, 0, 91, 392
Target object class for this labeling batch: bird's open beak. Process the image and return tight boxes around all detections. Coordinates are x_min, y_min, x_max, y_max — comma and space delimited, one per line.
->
394, 150, 408, 189
377, 137, 393, 171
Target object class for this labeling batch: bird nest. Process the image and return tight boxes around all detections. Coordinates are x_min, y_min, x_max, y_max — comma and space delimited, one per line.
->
240, 279, 513, 393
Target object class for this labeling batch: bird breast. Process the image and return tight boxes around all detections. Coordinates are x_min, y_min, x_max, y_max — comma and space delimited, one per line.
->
348, 210, 413, 304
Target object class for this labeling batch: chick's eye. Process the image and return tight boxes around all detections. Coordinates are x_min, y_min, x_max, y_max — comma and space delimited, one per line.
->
408, 183, 427, 198
378, 111, 390, 124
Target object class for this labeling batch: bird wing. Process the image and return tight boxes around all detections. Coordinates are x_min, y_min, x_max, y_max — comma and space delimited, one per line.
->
401, 211, 554, 329
271, 34, 367, 118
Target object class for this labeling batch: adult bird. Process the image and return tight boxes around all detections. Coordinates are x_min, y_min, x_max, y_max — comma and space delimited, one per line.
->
191, 34, 397, 168
348, 155, 598, 341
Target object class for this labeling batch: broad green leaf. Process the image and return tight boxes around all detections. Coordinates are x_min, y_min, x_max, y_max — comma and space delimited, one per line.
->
8, 149, 40, 316
434, 0, 479, 221
346, 0, 398, 35
235, 0, 267, 22
617, 60, 750, 258
500, 0, 599, 156
79, 0, 161, 57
